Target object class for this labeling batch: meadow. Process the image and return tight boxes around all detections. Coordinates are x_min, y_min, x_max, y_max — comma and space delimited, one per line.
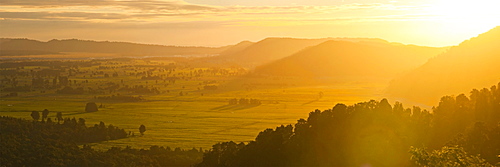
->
0, 58, 385, 150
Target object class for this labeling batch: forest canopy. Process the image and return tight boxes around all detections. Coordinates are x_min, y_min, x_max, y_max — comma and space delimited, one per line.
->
197, 82, 500, 166
0, 116, 203, 166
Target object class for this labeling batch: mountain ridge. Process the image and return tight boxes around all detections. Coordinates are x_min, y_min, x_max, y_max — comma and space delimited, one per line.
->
0, 38, 232, 57
196, 37, 402, 68
387, 26, 500, 105
251, 39, 447, 82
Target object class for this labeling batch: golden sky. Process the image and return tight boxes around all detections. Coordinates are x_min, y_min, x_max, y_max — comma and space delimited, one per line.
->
0, 0, 499, 47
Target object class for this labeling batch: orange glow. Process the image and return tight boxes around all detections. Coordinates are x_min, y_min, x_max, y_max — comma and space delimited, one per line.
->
424, 0, 500, 36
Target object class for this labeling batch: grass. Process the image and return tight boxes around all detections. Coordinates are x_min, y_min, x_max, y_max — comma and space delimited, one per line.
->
0, 59, 386, 150
0, 85, 383, 150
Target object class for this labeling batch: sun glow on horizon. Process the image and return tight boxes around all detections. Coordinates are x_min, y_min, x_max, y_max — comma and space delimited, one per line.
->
429, 0, 500, 19
423, 0, 500, 38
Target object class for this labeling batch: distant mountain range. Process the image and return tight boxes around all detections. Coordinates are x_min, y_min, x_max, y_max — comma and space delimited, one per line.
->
387, 26, 500, 105
4, 26, 498, 106
197, 38, 333, 67
0, 38, 231, 57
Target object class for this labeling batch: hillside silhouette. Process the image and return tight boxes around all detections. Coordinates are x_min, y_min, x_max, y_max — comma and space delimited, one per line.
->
217, 40, 255, 56
252, 40, 446, 82
196, 37, 394, 68
387, 26, 500, 105
0, 38, 231, 57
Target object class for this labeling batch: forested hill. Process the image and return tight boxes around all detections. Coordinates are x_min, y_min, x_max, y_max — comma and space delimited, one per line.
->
387, 26, 500, 105
197, 82, 500, 166
0, 38, 231, 56
252, 40, 445, 81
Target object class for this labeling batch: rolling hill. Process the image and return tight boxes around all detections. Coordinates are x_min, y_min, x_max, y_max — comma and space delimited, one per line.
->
0, 38, 232, 57
387, 26, 500, 105
251, 40, 446, 82
217, 40, 255, 56
197, 37, 393, 68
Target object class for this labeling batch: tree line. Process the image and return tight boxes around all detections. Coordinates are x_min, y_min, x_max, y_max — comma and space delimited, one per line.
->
228, 98, 262, 105
197, 82, 500, 166
5, 115, 128, 144
0, 116, 203, 166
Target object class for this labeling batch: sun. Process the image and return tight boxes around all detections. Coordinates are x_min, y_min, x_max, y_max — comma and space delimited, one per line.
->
427, 0, 500, 26
421, 0, 500, 42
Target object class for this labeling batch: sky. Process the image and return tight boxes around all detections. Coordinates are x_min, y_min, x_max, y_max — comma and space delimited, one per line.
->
0, 0, 499, 47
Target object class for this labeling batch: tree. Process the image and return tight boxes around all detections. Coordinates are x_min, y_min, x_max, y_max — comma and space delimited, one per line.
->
139, 124, 146, 135
56, 112, 63, 124
377, 98, 392, 114
30, 111, 40, 121
409, 146, 493, 167
78, 118, 86, 126
42, 109, 49, 121
85, 102, 98, 112
46, 118, 53, 124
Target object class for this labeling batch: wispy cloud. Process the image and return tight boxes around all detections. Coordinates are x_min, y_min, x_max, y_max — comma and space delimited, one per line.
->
0, 0, 219, 12
1, 0, 451, 47
0, 0, 425, 23
0, 12, 128, 20
0, 0, 113, 7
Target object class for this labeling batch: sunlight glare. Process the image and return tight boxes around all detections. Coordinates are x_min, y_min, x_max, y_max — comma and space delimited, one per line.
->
427, 0, 500, 27
420, 0, 500, 43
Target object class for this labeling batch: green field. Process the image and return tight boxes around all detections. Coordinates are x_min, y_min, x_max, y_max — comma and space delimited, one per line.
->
0, 59, 385, 150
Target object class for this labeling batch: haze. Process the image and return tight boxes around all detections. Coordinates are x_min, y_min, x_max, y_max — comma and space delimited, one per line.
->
1, 0, 500, 166
1, 0, 499, 47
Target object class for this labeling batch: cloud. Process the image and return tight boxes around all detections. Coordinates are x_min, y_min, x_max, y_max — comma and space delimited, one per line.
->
0, 0, 229, 22
122, 0, 219, 11
0, 11, 220, 21
0, 0, 430, 31
0, 0, 418, 14
0, 12, 128, 20
0, 0, 113, 7
0, 1, 421, 22
0, 0, 220, 12
0, 1, 459, 48
0, 19, 228, 30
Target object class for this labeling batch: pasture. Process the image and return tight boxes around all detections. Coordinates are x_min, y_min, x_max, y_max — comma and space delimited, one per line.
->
0, 58, 385, 150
